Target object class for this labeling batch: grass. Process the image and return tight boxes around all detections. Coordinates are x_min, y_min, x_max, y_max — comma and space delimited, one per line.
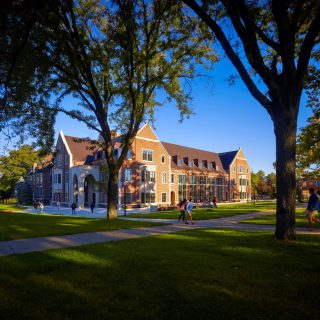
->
128, 201, 276, 220
0, 212, 166, 241
0, 203, 26, 213
241, 207, 320, 229
0, 228, 319, 320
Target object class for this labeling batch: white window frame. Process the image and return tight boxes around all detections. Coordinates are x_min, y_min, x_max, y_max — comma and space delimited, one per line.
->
161, 193, 166, 203
162, 172, 167, 183
142, 149, 153, 162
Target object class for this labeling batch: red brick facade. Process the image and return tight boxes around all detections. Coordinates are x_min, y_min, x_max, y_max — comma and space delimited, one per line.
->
31, 123, 251, 207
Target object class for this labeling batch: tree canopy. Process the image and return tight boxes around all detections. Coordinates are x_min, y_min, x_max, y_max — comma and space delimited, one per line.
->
1, 0, 215, 218
0, 145, 39, 200
183, 0, 320, 240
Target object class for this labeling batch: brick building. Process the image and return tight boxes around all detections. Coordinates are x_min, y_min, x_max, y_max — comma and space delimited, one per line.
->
31, 155, 53, 205
297, 178, 320, 201
33, 123, 251, 208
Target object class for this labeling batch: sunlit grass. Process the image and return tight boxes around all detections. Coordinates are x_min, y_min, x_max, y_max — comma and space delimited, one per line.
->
0, 203, 26, 212
0, 212, 167, 241
128, 201, 276, 220
0, 228, 319, 319
240, 207, 320, 228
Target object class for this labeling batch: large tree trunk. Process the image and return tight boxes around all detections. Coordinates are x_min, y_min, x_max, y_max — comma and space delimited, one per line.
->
274, 111, 298, 240
107, 168, 119, 220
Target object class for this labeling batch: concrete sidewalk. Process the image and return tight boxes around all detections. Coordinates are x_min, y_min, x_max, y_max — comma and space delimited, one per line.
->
1, 212, 319, 257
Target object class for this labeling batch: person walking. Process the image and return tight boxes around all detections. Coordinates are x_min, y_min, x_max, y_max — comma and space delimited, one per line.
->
305, 188, 320, 229
39, 202, 44, 214
316, 190, 320, 218
90, 201, 95, 214
185, 197, 195, 225
213, 197, 217, 208
71, 202, 76, 215
178, 199, 187, 223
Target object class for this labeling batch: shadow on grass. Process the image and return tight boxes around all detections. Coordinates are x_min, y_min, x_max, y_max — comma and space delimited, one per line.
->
0, 213, 166, 241
0, 229, 319, 320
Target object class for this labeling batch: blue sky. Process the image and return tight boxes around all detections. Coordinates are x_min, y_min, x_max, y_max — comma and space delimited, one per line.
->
55, 58, 312, 175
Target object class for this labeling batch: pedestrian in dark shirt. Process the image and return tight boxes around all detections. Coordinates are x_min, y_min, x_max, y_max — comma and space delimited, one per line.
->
71, 202, 76, 215
90, 201, 95, 213
305, 188, 320, 229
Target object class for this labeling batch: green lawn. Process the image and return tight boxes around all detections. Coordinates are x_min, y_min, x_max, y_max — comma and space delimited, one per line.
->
128, 201, 276, 220
0, 212, 166, 241
0, 228, 319, 320
241, 208, 320, 229
0, 203, 26, 213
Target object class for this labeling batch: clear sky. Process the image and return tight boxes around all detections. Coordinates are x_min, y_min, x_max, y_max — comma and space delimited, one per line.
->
55, 58, 312, 175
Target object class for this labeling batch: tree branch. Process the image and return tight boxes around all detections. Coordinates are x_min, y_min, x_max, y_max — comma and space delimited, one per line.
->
183, 0, 271, 111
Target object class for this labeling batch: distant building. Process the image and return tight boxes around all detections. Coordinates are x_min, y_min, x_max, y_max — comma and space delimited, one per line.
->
297, 178, 320, 201
31, 123, 251, 208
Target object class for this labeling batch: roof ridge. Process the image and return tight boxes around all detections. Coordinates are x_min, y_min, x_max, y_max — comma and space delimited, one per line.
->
161, 141, 219, 155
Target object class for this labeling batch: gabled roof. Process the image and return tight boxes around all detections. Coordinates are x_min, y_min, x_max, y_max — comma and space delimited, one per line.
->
219, 150, 238, 171
64, 135, 99, 163
161, 141, 226, 174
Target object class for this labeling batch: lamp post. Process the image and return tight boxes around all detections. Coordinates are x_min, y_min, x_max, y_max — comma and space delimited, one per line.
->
124, 181, 127, 216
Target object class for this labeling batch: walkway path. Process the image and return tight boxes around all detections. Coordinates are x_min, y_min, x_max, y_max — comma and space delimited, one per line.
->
1, 212, 319, 257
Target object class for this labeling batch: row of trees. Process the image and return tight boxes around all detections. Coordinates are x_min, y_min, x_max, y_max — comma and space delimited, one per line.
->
0, 145, 39, 202
1, 0, 320, 240
251, 171, 276, 199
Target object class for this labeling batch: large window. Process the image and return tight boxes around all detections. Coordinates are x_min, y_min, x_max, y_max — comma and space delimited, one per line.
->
178, 174, 187, 202
239, 178, 247, 186
189, 175, 197, 201
141, 170, 155, 182
217, 177, 223, 200
142, 149, 153, 161
199, 176, 206, 202
208, 177, 216, 200
161, 193, 166, 203
125, 169, 132, 181
162, 172, 167, 183
124, 193, 132, 204
141, 192, 156, 204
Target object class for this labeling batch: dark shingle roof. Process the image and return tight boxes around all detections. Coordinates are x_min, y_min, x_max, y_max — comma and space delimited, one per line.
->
161, 141, 227, 174
64, 135, 99, 163
219, 150, 238, 171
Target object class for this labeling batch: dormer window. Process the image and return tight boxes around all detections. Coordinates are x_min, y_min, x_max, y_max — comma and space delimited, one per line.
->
216, 165, 219, 171
189, 161, 193, 168
177, 159, 182, 166
199, 162, 203, 169
208, 163, 212, 170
